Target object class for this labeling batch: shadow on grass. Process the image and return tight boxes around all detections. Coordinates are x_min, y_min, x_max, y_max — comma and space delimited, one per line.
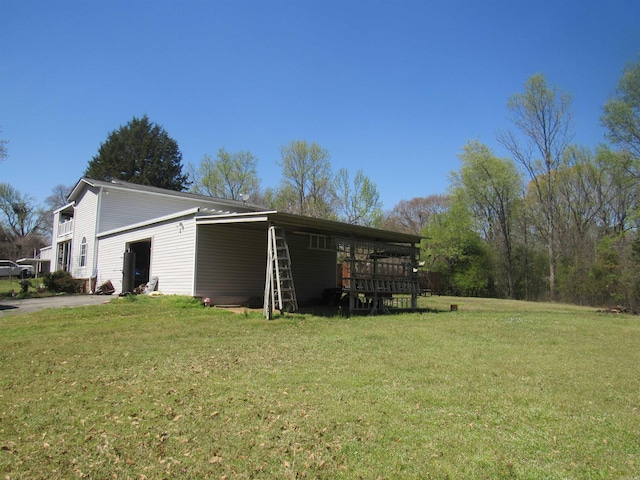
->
295, 305, 449, 318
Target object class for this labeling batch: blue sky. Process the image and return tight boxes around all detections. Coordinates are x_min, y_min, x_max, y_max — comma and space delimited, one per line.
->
1, 0, 639, 211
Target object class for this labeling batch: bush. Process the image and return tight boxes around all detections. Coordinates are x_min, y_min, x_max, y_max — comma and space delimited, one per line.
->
19, 279, 32, 294
42, 271, 84, 294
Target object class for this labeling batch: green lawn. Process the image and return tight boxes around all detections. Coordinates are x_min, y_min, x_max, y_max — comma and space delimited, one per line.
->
0, 295, 638, 479
0, 278, 43, 298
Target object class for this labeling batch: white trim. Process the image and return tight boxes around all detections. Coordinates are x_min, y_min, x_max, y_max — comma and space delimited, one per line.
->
53, 202, 75, 215
92, 186, 102, 281
196, 215, 270, 225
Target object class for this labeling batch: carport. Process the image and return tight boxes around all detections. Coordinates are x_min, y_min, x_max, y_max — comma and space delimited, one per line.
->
193, 211, 421, 318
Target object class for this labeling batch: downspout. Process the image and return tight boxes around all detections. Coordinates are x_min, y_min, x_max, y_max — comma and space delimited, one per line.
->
192, 211, 200, 297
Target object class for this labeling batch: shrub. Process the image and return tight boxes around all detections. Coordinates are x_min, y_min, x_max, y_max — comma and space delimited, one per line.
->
42, 271, 84, 294
19, 279, 32, 294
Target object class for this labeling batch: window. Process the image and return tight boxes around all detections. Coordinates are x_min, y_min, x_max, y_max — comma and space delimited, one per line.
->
79, 237, 87, 267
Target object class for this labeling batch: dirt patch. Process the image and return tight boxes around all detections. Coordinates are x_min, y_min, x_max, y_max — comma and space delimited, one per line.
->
596, 305, 638, 315
212, 305, 261, 314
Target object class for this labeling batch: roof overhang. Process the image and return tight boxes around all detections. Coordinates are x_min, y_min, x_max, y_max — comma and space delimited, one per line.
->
54, 202, 75, 215
196, 211, 421, 245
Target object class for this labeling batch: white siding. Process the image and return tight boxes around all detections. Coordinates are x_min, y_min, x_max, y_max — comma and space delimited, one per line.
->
194, 224, 337, 307
195, 224, 267, 306
39, 246, 52, 261
98, 188, 225, 233
70, 187, 99, 279
96, 217, 196, 295
50, 213, 63, 272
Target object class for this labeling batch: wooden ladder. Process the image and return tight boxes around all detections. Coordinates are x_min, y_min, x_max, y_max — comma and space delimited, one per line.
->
264, 225, 298, 318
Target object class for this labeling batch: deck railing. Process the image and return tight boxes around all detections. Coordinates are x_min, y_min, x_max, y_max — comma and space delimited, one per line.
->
57, 218, 73, 237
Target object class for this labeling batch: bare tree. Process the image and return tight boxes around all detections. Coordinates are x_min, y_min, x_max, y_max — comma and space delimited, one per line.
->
276, 140, 334, 218
0, 183, 47, 259
333, 169, 383, 227
383, 195, 449, 236
0, 127, 7, 163
190, 148, 260, 201
601, 55, 640, 161
451, 140, 522, 298
498, 74, 573, 300
45, 184, 74, 211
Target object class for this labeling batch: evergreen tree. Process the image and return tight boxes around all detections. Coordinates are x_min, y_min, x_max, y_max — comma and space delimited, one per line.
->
85, 115, 189, 191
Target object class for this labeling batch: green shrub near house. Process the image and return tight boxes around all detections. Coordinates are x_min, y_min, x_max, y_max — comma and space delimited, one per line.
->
41, 271, 84, 294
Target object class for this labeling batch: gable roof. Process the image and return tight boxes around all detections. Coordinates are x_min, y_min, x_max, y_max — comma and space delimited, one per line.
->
68, 177, 261, 213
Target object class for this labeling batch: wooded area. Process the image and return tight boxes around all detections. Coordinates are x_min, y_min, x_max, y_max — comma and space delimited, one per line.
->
419, 62, 640, 309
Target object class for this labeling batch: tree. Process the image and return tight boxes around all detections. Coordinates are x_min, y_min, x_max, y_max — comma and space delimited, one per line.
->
0, 183, 47, 259
594, 146, 639, 234
382, 195, 449, 236
552, 146, 606, 304
333, 168, 383, 227
601, 55, 640, 162
0, 127, 7, 163
45, 184, 74, 211
85, 115, 189, 191
498, 74, 573, 301
423, 199, 493, 296
37, 184, 75, 243
191, 148, 260, 201
590, 233, 640, 310
275, 140, 334, 218
451, 140, 522, 298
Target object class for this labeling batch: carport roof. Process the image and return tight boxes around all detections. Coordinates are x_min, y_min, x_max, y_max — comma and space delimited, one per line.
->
195, 210, 422, 245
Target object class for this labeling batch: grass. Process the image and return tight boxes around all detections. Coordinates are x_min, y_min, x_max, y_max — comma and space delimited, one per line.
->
0, 278, 45, 298
0, 294, 638, 479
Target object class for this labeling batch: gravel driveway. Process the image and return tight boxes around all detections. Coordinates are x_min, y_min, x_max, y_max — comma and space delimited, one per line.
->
0, 295, 114, 315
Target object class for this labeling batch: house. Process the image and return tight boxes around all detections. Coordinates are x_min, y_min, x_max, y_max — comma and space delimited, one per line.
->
48, 178, 422, 316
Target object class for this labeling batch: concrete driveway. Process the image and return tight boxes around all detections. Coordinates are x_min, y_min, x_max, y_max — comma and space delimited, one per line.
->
0, 295, 114, 315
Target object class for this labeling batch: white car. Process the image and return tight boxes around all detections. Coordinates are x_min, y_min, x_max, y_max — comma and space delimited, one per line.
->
0, 260, 34, 278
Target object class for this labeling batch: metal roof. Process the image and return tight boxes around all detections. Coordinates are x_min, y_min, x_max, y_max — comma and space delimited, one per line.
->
68, 177, 260, 213
68, 178, 421, 245
196, 211, 421, 244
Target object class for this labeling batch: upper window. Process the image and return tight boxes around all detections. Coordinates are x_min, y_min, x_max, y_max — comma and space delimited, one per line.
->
79, 237, 87, 267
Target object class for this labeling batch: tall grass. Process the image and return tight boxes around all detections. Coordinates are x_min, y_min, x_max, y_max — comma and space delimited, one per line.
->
0, 295, 638, 478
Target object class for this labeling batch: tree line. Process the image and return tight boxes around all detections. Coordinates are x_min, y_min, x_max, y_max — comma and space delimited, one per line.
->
1, 55, 638, 309
423, 59, 640, 309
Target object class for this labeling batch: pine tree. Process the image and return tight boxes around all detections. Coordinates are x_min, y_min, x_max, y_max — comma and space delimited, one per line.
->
85, 115, 189, 191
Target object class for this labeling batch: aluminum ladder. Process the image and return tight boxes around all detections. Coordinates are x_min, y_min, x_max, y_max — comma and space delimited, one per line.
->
264, 225, 298, 318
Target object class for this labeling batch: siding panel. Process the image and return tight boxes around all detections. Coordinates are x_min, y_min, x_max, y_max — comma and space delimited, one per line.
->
96, 217, 196, 295
98, 188, 228, 233
195, 224, 266, 306
195, 225, 337, 307
70, 187, 99, 279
